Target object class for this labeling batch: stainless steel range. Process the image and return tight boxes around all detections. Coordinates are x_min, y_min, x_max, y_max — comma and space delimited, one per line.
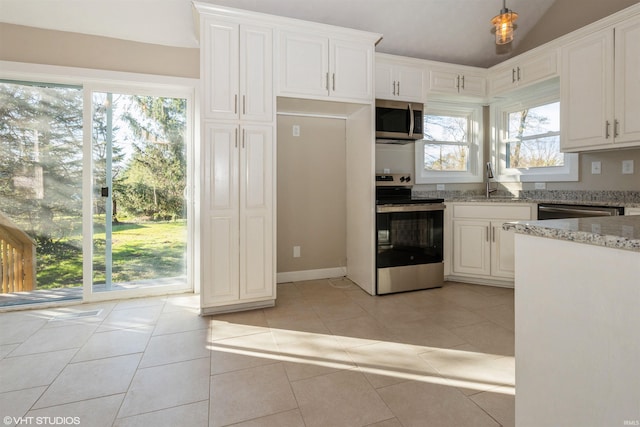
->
375, 174, 444, 295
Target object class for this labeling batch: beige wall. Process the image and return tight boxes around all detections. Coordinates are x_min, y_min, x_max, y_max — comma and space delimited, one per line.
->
0, 23, 199, 78
512, 0, 639, 57
277, 115, 347, 273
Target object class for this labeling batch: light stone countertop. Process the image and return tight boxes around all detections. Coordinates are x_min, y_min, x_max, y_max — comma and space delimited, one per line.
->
503, 215, 640, 252
412, 189, 640, 208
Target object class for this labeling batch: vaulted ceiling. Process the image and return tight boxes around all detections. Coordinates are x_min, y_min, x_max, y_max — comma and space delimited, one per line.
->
0, 0, 629, 68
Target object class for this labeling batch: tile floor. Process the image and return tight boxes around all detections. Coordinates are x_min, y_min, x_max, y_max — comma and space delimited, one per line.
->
0, 279, 515, 427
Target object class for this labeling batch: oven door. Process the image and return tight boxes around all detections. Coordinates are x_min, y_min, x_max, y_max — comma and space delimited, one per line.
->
376, 204, 444, 268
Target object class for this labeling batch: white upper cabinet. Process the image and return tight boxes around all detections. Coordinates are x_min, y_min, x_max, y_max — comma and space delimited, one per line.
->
278, 30, 376, 102
613, 16, 640, 145
375, 55, 424, 102
202, 18, 273, 121
277, 32, 329, 98
488, 48, 558, 97
428, 65, 486, 98
561, 14, 640, 151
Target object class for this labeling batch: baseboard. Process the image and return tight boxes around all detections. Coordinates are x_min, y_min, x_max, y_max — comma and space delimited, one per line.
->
446, 275, 514, 288
277, 267, 347, 284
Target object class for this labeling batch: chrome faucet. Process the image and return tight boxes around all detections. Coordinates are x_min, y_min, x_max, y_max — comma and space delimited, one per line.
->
486, 162, 497, 198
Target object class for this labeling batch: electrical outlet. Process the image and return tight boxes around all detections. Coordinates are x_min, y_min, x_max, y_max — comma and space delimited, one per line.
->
293, 246, 301, 258
383, 168, 391, 174
534, 182, 546, 190
436, 184, 445, 191
292, 125, 300, 137
622, 160, 634, 174
591, 161, 601, 174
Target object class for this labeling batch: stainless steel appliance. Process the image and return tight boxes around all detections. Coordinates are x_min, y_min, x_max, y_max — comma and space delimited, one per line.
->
376, 174, 444, 295
375, 100, 424, 143
537, 203, 624, 219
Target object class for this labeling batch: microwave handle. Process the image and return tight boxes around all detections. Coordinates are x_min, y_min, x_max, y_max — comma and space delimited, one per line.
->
408, 103, 414, 137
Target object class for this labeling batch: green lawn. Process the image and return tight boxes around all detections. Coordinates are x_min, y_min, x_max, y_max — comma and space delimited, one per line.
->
37, 220, 186, 289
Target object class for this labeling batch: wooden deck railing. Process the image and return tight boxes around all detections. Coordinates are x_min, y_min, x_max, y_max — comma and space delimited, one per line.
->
0, 213, 36, 293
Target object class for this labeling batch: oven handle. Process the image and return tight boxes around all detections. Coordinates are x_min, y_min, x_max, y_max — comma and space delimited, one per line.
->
377, 204, 445, 213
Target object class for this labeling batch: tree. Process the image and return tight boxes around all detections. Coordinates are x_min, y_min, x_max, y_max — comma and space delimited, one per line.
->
116, 96, 187, 220
0, 82, 83, 244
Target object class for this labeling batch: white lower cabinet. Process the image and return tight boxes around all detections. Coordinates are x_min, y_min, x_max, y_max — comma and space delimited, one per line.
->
201, 122, 275, 313
449, 203, 534, 285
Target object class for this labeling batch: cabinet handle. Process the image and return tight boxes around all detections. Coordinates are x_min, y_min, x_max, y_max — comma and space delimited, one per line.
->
326, 73, 329, 90
397, 80, 400, 95
332, 73, 336, 91
517, 67, 521, 81
486, 226, 490, 242
461, 75, 465, 90
614, 119, 620, 138
492, 226, 496, 242
242, 95, 246, 115
234, 94, 238, 114
512, 68, 516, 83
456, 75, 460, 91
392, 81, 396, 96
234, 128, 238, 148
605, 120, 611, 139
242, 129, 245, 148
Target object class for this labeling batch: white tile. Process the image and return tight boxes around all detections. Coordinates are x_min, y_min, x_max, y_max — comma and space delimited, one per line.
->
97, 305, 163, 332
27, 394, 124, 427
229, 409, 305, 427
11, 323, 97, 356
0, 349, 76, 393
470, 386, 515, 427
378, 380, 500, 427
209, 331, 280, 375
418, 347, 514, 395
451, 321, 515, 357
139, 329, 210, 368
152, 309, 210, 336
0, 387, 47, 427
114, 400, 209, 427
0, 343, 19, 359
33, 354, 141, 409
0, 312, 48, 344
72, 328, 151, 362
209, 363, 297, 427
347, 341, 442, 389
118, 357, 210, 418
291, 369, 394, 427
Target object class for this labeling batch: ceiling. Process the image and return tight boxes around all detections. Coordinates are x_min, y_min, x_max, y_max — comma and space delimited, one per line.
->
0, 0, 557, 68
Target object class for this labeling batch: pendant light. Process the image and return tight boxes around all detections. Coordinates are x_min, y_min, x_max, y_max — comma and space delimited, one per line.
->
491, 0, 518, 45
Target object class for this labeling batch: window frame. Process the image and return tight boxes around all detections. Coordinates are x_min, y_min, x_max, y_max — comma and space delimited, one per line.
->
490, 82, 578, 182
414, 101, 483, 184
0, 60, 199, 302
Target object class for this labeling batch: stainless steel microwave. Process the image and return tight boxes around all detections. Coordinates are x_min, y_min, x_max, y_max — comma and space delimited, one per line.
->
375, 100, 424, 143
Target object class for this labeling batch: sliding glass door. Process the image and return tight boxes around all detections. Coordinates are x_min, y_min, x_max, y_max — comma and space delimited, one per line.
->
90, 91, 189, 296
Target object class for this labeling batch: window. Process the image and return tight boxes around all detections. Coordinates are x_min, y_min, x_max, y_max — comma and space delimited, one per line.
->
0, 63, 195, 306
415, 102, 483, 184
0, 80, 84, 297
492, 81, 578, 182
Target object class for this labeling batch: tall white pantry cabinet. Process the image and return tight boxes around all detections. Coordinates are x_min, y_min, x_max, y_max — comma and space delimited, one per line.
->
196, 4, 277, 314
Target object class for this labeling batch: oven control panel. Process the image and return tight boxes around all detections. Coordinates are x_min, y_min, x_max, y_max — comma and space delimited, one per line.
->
375, 173, 412, 186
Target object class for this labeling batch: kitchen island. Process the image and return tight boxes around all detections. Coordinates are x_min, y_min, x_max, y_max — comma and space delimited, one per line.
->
504, 216, 640, 427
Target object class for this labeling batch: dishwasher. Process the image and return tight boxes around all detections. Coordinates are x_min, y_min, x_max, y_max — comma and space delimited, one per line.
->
537, 203, 625, 219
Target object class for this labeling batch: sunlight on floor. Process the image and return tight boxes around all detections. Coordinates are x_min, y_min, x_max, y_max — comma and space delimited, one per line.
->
207, 320, 515, 395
